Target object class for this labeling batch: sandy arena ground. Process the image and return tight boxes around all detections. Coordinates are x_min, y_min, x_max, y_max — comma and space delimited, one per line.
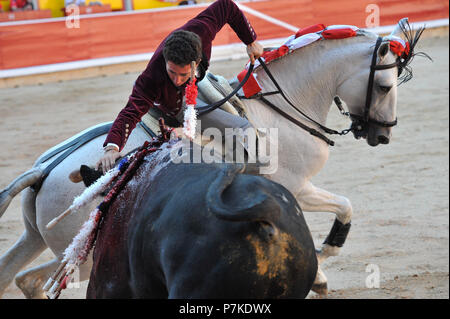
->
0, 33, 448, 299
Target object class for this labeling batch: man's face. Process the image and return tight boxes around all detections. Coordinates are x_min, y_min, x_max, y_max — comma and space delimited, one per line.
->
166, 61, 193, 88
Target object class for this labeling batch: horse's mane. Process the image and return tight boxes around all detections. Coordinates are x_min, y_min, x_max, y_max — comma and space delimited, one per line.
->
256, 30, 370, 73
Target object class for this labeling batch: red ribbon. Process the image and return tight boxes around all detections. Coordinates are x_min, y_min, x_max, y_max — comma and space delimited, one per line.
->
238, 69, 261, 98
262, 45, 289, 63
295, 24, 326, 38
390, 40, 410, 58
185, 77, 198, 105
322, 28, 357, 39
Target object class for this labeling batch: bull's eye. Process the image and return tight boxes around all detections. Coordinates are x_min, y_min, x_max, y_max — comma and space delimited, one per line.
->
379, 85, 392, 93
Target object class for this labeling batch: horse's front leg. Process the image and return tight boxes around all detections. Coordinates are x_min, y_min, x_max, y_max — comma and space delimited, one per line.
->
296, 181, 353, 295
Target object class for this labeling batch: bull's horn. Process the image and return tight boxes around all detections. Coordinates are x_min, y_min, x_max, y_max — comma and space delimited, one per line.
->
390, 17, 409, 37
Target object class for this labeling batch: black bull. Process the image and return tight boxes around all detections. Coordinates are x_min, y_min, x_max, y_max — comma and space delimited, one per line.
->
86, 160, 317, 298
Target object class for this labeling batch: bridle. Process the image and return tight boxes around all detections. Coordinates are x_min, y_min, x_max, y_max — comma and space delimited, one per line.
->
253, 36, 400, 145
198, 36, 400, 146
348, 36, 399, 139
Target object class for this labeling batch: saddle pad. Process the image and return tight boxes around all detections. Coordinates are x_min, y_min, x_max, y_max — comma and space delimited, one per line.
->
141, 112, 162, 136
197, 72, 241, 116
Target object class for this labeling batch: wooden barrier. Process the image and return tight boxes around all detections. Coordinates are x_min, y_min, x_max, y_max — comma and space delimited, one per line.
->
62, 4, 112, 16
0, 9, 52, 22
0, 0, 448, 71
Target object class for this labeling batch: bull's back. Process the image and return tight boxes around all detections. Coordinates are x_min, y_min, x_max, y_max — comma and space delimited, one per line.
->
125, 163, 317, 298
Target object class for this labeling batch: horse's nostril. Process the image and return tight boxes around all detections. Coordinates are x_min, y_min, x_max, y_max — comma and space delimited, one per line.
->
378, 135, 390, 144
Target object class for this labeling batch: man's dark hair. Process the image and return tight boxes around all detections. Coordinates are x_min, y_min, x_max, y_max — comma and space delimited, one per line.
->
163, 30, 209, 81
163, 30, 202, 66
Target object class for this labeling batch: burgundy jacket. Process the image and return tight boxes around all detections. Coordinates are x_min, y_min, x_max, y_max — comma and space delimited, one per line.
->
104, 0, 257, 151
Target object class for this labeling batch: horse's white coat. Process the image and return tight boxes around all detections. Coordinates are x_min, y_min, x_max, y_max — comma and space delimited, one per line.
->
0, 25, 404, 298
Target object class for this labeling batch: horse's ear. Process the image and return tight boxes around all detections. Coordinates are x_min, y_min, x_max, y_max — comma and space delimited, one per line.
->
390, 17, 409, 38
378, 42, 390, 58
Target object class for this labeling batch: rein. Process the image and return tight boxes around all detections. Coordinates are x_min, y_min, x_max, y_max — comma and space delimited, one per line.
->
253, 57, 350, 146
196, 63, 254, 116
196, 57, 347, 146
196, 36, 399, 146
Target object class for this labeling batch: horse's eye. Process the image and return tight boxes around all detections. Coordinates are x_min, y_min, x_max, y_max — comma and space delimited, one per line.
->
379, 85, 392, 93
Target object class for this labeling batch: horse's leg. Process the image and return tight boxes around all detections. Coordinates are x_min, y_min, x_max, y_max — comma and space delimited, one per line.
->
0, 189, 48, 298
0, 230, 48, 298
8, 184, 94, 299
297, 181, 353, 255
296, 181, 353, 295
15, 258, 59, 299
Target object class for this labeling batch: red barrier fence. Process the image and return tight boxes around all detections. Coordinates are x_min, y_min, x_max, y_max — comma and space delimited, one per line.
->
0, 9, 52, 22
0, 0, 448, 70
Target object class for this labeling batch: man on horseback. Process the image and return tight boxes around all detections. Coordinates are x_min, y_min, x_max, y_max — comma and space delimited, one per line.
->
97, 0, 264, 173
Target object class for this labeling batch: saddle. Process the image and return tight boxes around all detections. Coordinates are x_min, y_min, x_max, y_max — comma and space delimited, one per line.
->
197, 72, 248, 117
140, 71, 250, 135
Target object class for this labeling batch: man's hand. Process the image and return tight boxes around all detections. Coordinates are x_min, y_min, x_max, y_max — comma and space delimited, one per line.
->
246, 41, 264, 65
172, 127, 184, 139
96, 149, 121, 174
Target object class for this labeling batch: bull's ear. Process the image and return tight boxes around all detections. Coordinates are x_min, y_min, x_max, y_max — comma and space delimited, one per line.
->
378, 42, 390, 59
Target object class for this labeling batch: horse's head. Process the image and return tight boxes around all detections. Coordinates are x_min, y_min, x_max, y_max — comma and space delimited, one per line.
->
340, 38, 399, 146
337, 18, 429, 146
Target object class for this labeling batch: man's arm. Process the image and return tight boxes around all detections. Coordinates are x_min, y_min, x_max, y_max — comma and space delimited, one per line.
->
103, 95, 152, 150
97, 94, 154, 173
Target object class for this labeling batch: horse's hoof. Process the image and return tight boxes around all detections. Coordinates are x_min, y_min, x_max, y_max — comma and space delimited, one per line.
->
311, 282, 328, 296
15, 275, 47, 299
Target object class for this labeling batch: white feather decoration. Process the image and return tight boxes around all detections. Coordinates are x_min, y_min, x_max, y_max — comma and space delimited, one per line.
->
183, 104, 197, 140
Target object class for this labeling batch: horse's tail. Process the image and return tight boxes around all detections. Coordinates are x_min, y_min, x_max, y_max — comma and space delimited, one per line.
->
206, 164, 281, 229
0, 167, 43, 218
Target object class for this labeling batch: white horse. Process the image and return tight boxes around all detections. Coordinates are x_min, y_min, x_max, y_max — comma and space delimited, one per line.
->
0, 19, 424, 298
